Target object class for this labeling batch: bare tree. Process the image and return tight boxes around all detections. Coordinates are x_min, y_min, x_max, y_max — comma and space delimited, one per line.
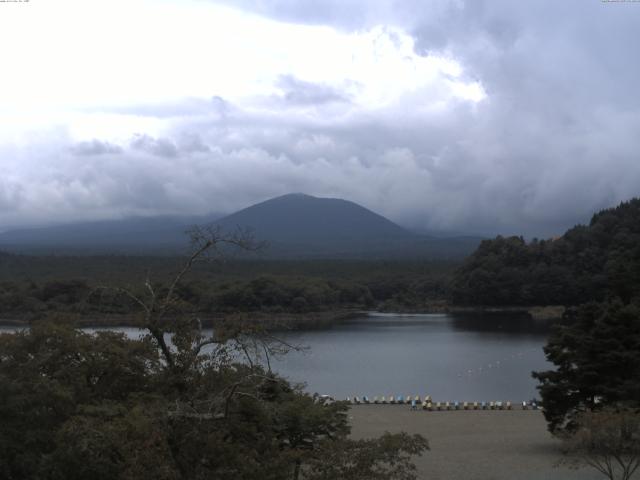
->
98, 225, 310, 421
560, 408, 640, 480
99, 225, 300, 372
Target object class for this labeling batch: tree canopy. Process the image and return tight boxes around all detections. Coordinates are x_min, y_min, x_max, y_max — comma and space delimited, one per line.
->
451, 198, 640, 306
532, 300, 640, 433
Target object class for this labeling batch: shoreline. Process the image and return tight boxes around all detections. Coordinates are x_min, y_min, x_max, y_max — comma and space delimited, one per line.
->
0, 305, 565, 329
0, 309, 363, 330
378, 304, 565, 320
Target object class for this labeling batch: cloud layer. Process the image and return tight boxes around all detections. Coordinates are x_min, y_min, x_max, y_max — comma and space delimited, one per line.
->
1, 0, 639, 237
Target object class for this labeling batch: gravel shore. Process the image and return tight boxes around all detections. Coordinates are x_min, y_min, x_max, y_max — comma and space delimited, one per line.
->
349, 406, 602, 480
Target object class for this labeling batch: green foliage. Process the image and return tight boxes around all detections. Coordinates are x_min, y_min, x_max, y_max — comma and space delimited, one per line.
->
452, 198, 640, 306
0, 321, 160, 479
0, 320, 428, 479
532, 301, 640, 434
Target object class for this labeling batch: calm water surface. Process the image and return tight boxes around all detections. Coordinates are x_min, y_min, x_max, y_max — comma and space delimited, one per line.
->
270, 312, 552, 402
0, 312, 553, 402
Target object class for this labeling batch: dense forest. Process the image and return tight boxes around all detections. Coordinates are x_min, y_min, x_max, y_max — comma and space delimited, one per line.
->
451, 198, 640, 306
0, 256, 455, 323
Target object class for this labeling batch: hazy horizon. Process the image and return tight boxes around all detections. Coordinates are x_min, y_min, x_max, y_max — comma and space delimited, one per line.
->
0, 191, 623, 240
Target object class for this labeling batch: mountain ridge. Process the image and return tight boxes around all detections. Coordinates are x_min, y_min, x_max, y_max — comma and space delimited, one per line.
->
0, 194, 482, 259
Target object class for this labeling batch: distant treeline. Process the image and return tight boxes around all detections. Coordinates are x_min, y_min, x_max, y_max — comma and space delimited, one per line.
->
0, 256, 456, 319
451, 198, 640, 306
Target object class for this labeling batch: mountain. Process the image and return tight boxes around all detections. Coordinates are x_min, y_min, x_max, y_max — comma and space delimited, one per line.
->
214, 193, 480, 259
216, 193, 409, 243
0, 215, 219, 254
0, 194, 482, 258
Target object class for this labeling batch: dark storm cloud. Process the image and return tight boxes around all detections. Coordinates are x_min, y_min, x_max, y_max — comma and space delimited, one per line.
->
3, 0, 639, 237
130, 134, 179, 158
69, 140, 124, 156
209, 0, 640, 236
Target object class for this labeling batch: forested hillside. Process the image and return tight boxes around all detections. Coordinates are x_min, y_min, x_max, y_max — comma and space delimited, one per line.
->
451, 198, 640, 306
0, 255, 455, 322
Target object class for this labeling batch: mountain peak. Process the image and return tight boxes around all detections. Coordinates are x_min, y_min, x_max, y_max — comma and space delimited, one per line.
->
217, 194, 410, 245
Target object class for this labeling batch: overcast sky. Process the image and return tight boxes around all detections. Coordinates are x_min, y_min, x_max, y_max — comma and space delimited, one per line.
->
1, 0, 639, 236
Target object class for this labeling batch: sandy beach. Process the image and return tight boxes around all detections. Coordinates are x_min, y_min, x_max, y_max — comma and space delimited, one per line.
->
349, 406, 603, 480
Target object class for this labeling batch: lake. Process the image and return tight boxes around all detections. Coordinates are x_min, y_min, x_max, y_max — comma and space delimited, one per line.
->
271, 312, 552, 402
0, 312, 553, 402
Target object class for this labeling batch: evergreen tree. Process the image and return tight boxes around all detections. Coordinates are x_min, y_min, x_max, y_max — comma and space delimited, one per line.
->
532, 301, 640, 433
